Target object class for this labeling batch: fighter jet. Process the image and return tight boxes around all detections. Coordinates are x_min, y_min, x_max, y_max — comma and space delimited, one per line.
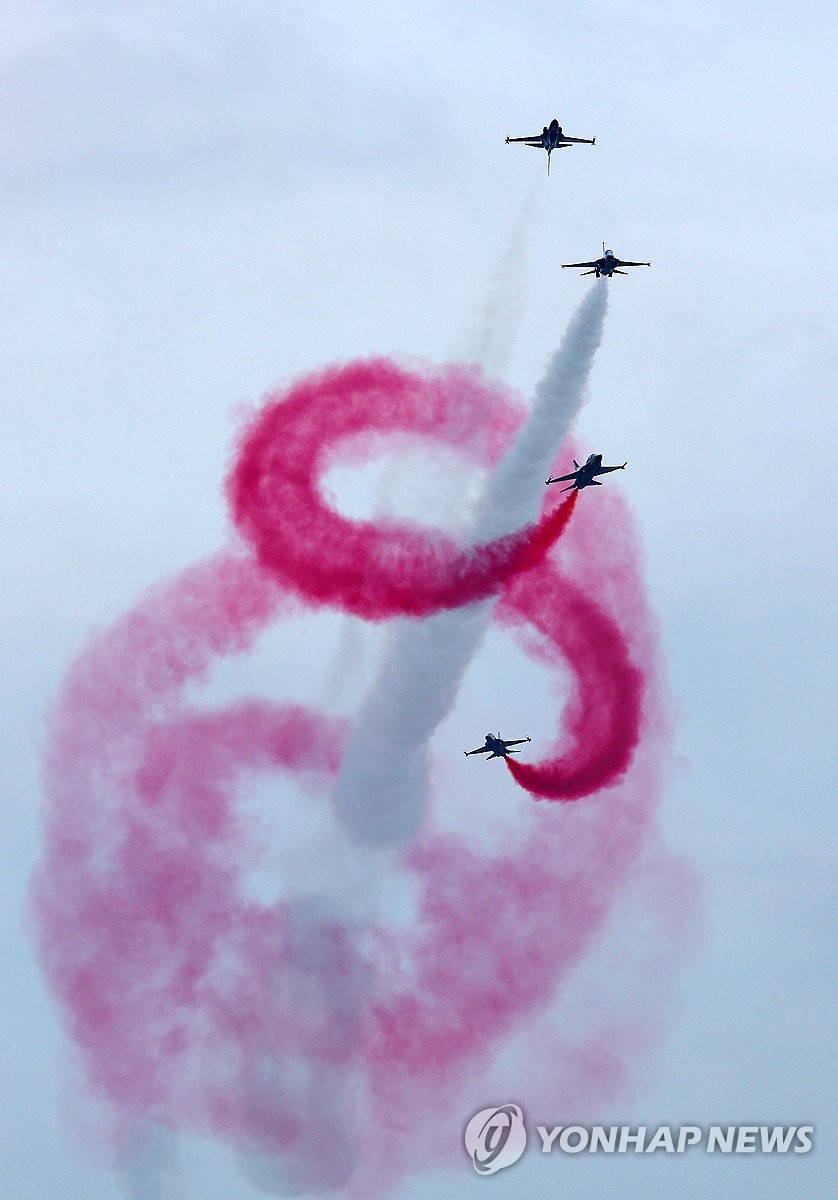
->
546, 453, 627, 492
562, 243, 650, 277
505, 117, 595, 175
464, 733, 532, 759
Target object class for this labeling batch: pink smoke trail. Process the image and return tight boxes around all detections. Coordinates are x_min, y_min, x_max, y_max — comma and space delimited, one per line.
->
502, 564, 644, 800
33, 358, 687, 1197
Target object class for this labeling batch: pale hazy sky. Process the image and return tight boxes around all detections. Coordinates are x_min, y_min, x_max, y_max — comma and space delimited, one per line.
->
3, 2, 836, 1197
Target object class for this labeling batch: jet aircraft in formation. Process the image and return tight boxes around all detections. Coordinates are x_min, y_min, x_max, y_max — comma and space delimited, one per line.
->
466, 115, 644, 768
464, 733, 532, 760
546, 453, 627, 492
505, 117, 595, 174
562, 243, 651, 277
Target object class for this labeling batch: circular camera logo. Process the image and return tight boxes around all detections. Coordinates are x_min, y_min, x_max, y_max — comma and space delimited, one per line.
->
464, 1104, 527, 1175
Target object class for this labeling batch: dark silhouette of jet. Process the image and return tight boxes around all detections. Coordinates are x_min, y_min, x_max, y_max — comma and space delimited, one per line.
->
546, 453, 627, 492
464, 733, 532, 759
562, 243, 650, 277
505, 117, 595, 174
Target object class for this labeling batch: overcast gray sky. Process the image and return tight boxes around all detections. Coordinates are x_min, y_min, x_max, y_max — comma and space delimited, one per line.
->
3, 2, 836, 1197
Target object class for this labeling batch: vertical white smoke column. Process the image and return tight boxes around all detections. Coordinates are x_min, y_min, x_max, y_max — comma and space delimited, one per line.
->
120, 1125, 180, 1200
454, 179, 542, 377
335, 285, 610, 845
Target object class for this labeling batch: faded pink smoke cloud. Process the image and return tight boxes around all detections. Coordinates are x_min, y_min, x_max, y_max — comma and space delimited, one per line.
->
33, 357, 692, 1197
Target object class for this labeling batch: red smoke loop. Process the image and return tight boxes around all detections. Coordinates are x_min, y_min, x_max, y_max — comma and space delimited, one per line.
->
228, 359, 576, 620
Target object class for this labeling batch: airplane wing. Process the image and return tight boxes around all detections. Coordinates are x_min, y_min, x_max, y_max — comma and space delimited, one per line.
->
503, 737, 531, 748
594, 463, 627, 475
614, 259, 650, 267
464, 745, 491, 756
546, 470, 578, 483
558, 135, 595, 144
505, 134, 544, 143
561, 261, 598, 269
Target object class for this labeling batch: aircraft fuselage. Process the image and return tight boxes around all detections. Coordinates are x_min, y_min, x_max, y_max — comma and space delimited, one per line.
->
574, 455, 604, 486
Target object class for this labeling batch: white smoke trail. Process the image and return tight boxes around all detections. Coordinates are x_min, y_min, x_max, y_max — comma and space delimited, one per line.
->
323, 190, 542, 730
334, 284, 610, 845
450, 178, 543, 376
120, 1125, 180, 1200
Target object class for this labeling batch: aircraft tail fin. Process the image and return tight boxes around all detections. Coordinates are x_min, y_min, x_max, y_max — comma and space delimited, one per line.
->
573, 459, 580, 469
591, 479, 603, 485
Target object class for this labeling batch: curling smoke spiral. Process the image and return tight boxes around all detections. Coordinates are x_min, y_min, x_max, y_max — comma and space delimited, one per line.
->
33, 293, 688, 1197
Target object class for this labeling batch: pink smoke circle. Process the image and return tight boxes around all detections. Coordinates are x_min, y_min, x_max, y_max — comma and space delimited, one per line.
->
33, 357, 670, 1198
228, 359, 575, 620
